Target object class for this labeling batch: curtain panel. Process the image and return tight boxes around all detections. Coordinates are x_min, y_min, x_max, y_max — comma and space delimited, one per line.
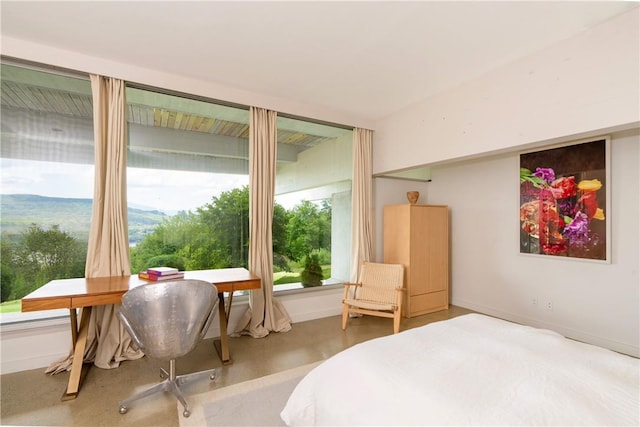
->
234, 107, 292, 338
350, 128, 374, 282
46, 75, 143, 375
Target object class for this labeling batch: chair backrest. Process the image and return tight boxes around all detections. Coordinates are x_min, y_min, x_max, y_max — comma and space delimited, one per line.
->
357, 262, 404, 305
118, 279, 218, 360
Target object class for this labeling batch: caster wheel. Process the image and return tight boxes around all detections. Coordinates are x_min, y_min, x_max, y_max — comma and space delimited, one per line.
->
119, 406, 128, 415
183, 410, 191, 418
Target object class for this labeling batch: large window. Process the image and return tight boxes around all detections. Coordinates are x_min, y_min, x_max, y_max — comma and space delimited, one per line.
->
0, 63, 94, 315
0, 62, 354, 319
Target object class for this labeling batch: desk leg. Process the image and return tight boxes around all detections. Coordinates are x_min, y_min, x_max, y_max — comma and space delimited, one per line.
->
69, 308, 78, 345
213, 293, 233, 365
62, 306, 92, 401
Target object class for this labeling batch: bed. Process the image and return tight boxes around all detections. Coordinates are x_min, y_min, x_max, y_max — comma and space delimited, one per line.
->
281, 314, 639, 426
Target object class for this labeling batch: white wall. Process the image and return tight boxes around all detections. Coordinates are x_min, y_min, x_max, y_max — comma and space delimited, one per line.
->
373, 178, 430, 261
371, 8, 639, 356
373, 8, 639, 174
426, 130, 637, 356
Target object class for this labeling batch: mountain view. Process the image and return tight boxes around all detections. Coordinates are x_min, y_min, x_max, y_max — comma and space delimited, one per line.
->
0, 194, 167, 245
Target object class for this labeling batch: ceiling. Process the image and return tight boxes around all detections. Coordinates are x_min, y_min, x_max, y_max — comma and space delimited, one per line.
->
1, 1, 637, 122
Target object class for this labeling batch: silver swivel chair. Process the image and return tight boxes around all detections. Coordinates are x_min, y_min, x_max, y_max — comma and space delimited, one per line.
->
117, 279, 219, 418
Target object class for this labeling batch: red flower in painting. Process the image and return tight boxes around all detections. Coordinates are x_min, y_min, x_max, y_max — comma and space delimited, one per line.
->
550, 176, 577, 199
578, 191, 599, 219
542, 239, 567, 255
537, 189, 562, 226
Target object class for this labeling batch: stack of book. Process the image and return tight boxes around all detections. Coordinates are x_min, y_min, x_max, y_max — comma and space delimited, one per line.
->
138, 267, 185, 281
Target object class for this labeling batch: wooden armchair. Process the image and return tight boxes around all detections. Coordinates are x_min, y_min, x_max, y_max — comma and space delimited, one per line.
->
341, 262, 405, 334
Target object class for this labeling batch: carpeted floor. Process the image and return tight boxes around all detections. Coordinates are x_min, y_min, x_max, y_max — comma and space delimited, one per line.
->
179, 362, 321, 427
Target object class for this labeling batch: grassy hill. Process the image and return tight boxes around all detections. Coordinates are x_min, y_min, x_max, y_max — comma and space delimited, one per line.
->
0, 194, 167, 244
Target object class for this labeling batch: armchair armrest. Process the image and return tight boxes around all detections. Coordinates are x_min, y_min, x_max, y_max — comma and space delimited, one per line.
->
343, 282, 362, 288
343, 282, 362, 300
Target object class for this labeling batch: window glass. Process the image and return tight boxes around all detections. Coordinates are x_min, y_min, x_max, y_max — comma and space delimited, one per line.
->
0, 63, 93, 315
274, 117, 353, 289
125, 87, 250, 274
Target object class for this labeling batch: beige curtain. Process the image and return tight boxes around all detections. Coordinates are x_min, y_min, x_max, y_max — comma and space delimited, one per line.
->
234, 107, 292, 338
350, 128, 374, 282
46, 75, 143, 374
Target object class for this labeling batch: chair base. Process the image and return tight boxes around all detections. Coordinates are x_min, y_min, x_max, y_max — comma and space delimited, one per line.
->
118, 359, 216, 418
342, 304, 402, 334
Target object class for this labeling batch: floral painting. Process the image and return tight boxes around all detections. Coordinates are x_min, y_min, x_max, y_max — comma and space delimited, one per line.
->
520, 139, 608, 261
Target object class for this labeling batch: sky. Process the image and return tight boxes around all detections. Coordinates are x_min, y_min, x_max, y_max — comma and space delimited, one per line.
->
1, 158, 249, 213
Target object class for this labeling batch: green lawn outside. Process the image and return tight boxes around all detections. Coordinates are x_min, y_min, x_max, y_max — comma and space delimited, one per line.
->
273, 266, 331, 285
0, 300, 21, 314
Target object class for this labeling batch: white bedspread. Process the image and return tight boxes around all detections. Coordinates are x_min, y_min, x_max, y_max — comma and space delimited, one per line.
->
281, 314, 639, 426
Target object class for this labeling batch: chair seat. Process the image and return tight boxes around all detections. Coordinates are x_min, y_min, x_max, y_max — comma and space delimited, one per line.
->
343, 298, 396, 312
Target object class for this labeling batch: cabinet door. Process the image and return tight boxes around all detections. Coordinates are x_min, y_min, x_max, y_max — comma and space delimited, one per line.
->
421, 206, 448, 294
383, 205, 411, 266
408, 206, 429, 296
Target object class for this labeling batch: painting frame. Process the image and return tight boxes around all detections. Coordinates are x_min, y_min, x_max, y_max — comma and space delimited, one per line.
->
519, 136, 611, 263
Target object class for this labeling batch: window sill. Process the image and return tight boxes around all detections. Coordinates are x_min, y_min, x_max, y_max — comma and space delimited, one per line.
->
0, 281, 344, 330
274, 280, 343, 296
0, 309, 70, 332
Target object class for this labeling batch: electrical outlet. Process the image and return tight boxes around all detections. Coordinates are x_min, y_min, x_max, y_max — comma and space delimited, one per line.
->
532, 297, 538, 306
546, 301, 553, 311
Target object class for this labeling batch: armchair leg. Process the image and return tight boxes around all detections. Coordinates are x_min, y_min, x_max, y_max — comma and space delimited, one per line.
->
393, 310, 401, 334
341, 304, 349, 330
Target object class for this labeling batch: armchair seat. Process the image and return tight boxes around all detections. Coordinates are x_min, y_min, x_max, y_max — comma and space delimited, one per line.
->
342, 298, 397, 312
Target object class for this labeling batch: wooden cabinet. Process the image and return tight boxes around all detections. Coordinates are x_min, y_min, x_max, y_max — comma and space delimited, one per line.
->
383, 204, 449, 318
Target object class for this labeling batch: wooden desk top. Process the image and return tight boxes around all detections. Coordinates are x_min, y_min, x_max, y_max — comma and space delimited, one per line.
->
21, 268, 261, 313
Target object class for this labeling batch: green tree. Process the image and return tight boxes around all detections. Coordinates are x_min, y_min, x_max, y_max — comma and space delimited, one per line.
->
8, 224, 86, 299
0, 264, 14, 302
318, 199, 332, 250
197, 187, 250, 268
1, 235, 16, 302
128, 187, 322, 280
286, 200, 331, 262
272, 203, 290, 271
129, 211, 196, 272
300, 253, 323, 287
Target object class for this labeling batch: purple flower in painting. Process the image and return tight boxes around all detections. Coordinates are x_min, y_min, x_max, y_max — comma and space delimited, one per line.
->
533, 167, 555, 184
563, 211, 590, 244
557, 198, 577, 218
